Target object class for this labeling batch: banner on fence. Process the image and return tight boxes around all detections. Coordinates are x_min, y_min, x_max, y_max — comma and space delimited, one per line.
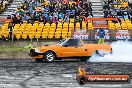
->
115, 30, 131, 40
73, 30, 89, 40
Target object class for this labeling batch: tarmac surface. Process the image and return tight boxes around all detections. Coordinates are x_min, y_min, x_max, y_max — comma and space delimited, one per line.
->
0, 59, 132, 88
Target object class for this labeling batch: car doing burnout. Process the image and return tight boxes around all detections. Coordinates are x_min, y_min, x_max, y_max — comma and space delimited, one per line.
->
29, 38, 112, 62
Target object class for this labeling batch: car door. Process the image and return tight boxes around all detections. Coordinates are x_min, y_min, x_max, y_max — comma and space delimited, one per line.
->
60, 39, 86, 57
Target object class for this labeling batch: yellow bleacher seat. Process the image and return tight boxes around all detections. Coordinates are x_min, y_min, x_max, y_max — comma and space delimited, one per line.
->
109, 25, 115, 30
3, 23, 9, 26
35, 32, 41, 39
50, 28, 55, 32
15, 24, 20, 26
55, 32, 61, 38
50, 25, 56, 29
67, 31, 72, 37
14, 26, 19, 29
45, 23, 50, 27
48, 31, 54, 38
62, 32, 67, 38
121, 24, 127, 30
69, 23, 74, 30
118, 5, 121, 9
56, 28, 62, 32
15, 31, 22, 39
2, 31, 9, 38
30, 28, 36, 32
19, 26, 25, 30
21, 23, 27, 26
24, 28, 30, 32
76, 22, 80, 29
33, 23, 38, 26
115, 23, 121, 30
57, 25, 62, 29
32, 26, 38, 30
28, 31, 35, 39
44, 25, 50, 29
41, 31, 48, 38
114, 5, 118, 8
70, 18, 74, 23
62, 28, 68, 32
22, 31, 28, 39
37, 25, 44, 30
37, 28, 43, 32
39, 23, 44, 26
58, 22, 62, 26
0, 31, 2, 38
1, 26, 8, 31
82, 22, 86, 29
63, 22, 68, 29
43, 28, 49, 32
128, 24, 132, 30
88, 22, 94, 30
121, 23, 126, 26
27, 23, 32, 27
51, 23, 56, 27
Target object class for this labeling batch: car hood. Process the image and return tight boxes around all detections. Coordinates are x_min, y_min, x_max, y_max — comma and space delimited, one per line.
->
37, 44, 59, 52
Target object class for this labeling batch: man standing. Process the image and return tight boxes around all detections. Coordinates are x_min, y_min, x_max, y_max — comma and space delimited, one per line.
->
98, 29, 105, 44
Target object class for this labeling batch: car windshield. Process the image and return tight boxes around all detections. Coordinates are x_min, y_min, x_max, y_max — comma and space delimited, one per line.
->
56, 39, 68, 46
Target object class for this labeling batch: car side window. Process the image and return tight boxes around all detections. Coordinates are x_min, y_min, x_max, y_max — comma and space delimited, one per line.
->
77, 40, 83, 47
66, 39, 78, 47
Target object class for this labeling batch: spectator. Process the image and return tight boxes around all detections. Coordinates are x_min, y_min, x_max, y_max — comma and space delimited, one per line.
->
39, 16, 45, 22
98, 29, 105, 44
64, 13, 69, 23
8, 22, 14, 40
103, 9, 108, 18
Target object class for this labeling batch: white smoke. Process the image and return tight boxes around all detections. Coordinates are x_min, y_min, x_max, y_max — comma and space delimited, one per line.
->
89, 41, 132, 62
129, 0, 132, 3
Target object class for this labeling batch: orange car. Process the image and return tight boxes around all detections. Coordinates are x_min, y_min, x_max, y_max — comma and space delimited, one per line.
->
29, 38, 112, 62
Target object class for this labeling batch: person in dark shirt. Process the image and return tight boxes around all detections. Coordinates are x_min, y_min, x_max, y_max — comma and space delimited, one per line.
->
12, 15, 18, 24
8, 22, 14, 40
103, 9, 108, 18
17, 16, 22, 24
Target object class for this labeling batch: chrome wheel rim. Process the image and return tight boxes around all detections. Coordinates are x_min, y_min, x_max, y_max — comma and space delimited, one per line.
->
47, 53, 54, 62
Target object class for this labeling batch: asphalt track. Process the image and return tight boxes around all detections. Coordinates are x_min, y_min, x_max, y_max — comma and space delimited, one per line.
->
0, 59, 132, 88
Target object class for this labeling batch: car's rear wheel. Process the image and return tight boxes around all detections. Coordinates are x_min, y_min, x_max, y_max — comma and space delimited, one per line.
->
80, 57, 90, 62
44, 51, 55, 62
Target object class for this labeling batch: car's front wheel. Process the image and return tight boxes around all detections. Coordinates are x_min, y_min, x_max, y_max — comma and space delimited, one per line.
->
44, 51, 55, 62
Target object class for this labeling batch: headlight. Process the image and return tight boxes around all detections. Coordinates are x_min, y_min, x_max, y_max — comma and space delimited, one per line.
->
34, 48, 42, 53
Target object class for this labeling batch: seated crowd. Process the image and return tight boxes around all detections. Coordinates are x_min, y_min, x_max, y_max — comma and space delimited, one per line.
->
0, 0, 13, 13
7, 0, 93, 24
103, 0, 132, 22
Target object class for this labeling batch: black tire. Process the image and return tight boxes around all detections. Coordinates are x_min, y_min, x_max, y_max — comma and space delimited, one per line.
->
44, 51, 55, 62
35, 59, 43, 62
80, 57, 90, 62
76, 75, 86, 85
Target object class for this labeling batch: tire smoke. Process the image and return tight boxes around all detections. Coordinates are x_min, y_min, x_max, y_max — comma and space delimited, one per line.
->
89, 41, 132, 62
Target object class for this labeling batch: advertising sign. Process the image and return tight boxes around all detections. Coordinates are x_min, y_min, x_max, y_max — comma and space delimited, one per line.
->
115, 30, 131, 40
73, 30, 89, 40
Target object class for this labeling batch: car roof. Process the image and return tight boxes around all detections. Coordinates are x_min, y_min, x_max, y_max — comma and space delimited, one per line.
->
66, 38, 80, 40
